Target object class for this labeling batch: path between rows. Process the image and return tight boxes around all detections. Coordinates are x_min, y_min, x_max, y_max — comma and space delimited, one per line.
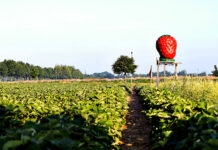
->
119, 89, 151, 150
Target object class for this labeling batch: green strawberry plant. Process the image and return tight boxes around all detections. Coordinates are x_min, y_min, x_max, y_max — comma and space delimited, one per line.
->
135, 85, 218, 150
0, 82, 130, 150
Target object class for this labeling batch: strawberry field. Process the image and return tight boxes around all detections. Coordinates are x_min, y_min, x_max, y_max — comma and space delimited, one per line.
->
0, 82, 129, 150
135, 79, 218, 150
0, 80, 217, 150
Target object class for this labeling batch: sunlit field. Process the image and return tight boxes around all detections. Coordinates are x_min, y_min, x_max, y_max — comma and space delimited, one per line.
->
135, 78, 218, 149
0, 82, 129, 149
158, 79, 218, 104
0, 78, 217, 149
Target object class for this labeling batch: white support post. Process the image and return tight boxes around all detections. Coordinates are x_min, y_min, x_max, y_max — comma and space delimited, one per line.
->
157, 60, 159, 88
164, 63, 166, 85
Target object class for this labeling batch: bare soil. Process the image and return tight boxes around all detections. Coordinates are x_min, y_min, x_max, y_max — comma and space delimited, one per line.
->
119, 89, 151, 150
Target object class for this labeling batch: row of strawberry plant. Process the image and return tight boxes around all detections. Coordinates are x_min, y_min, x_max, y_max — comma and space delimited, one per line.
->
159, 79, 218, 105
135, 85, 218, 150
0, 82, 129, 150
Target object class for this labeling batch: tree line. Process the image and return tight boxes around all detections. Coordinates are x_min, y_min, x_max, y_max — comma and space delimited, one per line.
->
0, 60, 83, 81
0, 58, 216, 81
86, 70, 209, 79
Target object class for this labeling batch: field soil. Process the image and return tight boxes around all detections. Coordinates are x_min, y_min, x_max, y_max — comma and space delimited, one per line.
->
120, 89, 151, 150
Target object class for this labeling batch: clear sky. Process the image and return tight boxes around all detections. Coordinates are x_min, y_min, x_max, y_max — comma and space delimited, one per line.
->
0, 0, 217, 74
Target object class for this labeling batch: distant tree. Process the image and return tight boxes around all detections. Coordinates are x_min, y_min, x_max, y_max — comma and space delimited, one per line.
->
54, 65, 68, 79
72, 69, 83, 79
178, 70, 187, 76
92, 71, 114, 79
46, 67, 54, 79
212, 65, 218, 76
65, 66, 73, 78
36, 66, 44, 79
0, 62, 8, 79
54, 65, 64, 79
112, 55, 137, 80
44, 67, 54, 79
15, 63, 25, 79
54, 65, 83, 79
17, 61, 28, 79
24, 63, 31, 80
31, 67, 39, 79
198, 72, 207, 76
0, 59, 83, 80
4, 60, 17, 80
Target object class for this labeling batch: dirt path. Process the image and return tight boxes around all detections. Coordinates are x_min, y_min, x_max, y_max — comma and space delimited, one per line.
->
120, 89, 151, 150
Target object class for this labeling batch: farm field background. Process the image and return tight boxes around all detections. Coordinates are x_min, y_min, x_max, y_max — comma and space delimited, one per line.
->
0, 79, 217, 150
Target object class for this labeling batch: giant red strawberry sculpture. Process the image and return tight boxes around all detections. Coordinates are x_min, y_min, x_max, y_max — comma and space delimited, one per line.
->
156, 35, 177, 61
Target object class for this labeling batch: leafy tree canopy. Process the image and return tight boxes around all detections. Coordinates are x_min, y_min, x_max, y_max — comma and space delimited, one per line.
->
112, 55, 137, 77
212, 65, 218, 76
0, 59, 83, 80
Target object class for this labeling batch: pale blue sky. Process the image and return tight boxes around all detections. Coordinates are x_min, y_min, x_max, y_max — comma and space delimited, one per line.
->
0, 0, 217, 74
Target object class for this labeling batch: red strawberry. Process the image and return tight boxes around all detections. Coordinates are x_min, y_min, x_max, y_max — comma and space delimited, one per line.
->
156, 35, 177, 59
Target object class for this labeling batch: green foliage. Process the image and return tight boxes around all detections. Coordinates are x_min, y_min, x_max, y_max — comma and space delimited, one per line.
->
178, 70, 187, 76
212, 65, 218, 76
54, 65, 83, 79
0, 114, 114, 150
0, 82, 129, 149
0, 59, 83, 80
4, 60, 17, 77
135, 85, 218, 150
0, 63, 8, 77
91, 72, 115, 79
30, 67, 39, 79
158, 79, 218, 105
112, 55, 137, 77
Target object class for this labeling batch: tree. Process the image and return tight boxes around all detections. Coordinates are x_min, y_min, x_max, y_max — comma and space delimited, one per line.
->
212, 65, 218, 76
178, 70, 187, 76
54, 65, 63, 79
0, 59, 83, 80
92, 71, 114, 79
31, 67, 39, 79
72, 69, 83, 79
36, 66, 44, 80
112, 55, 137, 80
24, 63, 31, 80
0, 62, 8, 80
198, 72, 207, 76
44, 67, 54, 79
4, 60, 17, 81
15, 63, 26, 79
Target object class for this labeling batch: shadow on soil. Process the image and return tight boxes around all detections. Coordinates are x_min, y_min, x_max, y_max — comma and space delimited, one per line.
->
120, 89, 151, 150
